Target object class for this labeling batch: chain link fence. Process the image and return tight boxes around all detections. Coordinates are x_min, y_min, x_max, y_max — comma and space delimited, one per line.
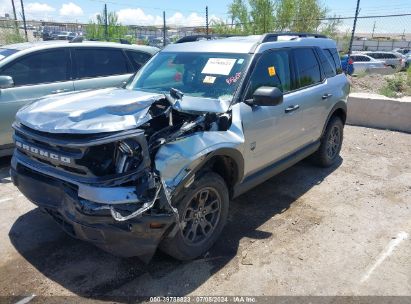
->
1, 13, 410, 51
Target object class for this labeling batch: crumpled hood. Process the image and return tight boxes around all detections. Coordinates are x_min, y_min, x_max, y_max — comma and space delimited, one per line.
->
16, 88, 165, 134
16, 87, 232, 134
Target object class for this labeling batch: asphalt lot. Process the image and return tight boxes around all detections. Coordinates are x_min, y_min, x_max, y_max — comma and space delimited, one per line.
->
0, 125, 410, 301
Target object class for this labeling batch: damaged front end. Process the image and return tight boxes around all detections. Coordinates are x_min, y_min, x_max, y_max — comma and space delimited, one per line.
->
11, 92, 236, 262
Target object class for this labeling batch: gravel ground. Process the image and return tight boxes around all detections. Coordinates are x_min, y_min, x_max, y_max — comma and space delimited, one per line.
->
0, 125, 410, 302
350, 74, 388, 94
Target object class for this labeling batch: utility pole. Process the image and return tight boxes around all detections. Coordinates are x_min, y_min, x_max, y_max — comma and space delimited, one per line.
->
104, 3, 108, 41
19, 0, 28, 41
348, 0, 360, 55
371, 21, 376, 38
10, 0, 18, 33
163, 11, 166, 47
206, 6, 209, 36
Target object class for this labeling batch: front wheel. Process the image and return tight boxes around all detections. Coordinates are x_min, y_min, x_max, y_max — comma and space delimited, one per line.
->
312, 116, 344, 167
160, 172, 229, 260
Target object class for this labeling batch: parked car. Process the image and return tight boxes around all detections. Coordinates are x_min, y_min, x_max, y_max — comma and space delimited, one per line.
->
11, 33, 349, 262
362, 51, 405, 71
340, 54, 354, 75
394, 49, 411, 69
53, 31, 77, 41
349, 53, 391, 74
393, 48, 410, 56
0, 41, 158, 156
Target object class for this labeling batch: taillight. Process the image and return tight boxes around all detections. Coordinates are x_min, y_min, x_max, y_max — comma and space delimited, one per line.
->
348, 59, 353, 65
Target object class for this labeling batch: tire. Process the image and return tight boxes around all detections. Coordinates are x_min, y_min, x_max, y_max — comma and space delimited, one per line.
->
312, 116, 344, 167
160, 172, 229, 260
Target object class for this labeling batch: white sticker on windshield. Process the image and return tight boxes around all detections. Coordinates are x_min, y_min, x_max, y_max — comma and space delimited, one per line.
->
237, 58, 244, 64
201, 58, 237, 75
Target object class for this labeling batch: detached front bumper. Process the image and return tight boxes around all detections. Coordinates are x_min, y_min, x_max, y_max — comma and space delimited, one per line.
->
11, 155, 177, 262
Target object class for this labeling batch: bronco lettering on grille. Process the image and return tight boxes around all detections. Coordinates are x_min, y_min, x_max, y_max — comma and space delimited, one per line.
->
15, 141, 71, 164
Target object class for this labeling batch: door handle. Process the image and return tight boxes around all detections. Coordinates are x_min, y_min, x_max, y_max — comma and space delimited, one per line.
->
51, 89, 69, 94
322, 93, 333, 99
285, 105, 300, 113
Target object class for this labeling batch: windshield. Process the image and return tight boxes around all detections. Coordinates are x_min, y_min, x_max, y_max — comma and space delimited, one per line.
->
127, 52, 250, 100
0, 48, 19, 61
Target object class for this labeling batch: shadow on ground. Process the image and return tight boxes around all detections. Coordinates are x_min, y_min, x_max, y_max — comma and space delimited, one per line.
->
7, 157, 342, 300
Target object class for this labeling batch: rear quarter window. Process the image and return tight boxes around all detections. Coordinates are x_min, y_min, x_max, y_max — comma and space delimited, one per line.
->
325, 48, 342, 74
317, 49, 336, 78
125, 50, 152, 72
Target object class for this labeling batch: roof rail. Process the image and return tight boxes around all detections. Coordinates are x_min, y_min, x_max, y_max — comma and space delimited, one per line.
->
260, 32, 327, 43
175, 34, 241, 44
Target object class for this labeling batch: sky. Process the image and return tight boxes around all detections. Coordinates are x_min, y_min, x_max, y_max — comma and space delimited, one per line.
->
0, 0, 410, 33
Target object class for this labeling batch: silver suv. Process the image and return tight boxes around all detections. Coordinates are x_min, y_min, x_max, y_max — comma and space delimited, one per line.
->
11, 33, 350, 262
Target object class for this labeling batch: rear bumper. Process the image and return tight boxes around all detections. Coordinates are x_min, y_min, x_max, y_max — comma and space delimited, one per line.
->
11, 155, 176, 262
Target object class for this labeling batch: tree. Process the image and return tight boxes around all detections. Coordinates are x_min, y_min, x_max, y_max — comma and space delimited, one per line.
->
275, 0, 327, 32
275, 0, 296, 31
228, 0, 249, 30
249, 0, 275, 34
86, 8, 128, 42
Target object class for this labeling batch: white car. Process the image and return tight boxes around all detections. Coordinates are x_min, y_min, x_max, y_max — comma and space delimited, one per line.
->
362, 51, 405, 71
349, 54, 392, 74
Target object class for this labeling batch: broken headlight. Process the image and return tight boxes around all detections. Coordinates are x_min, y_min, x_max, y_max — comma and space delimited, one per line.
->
115, 139, 143, 174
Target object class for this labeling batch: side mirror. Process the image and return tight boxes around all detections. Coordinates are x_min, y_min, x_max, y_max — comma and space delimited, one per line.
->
248, 86, 283, 106
0, 75, 14, 89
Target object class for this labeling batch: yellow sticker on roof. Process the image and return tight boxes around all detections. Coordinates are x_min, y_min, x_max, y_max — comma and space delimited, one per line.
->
268, 66, 276, 77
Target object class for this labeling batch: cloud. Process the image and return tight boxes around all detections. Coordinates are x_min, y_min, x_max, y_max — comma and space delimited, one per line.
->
117, 8, 219, 27
117, 8, 162, 25
59, 2, 83, 17
167, 12, 205, 27
26, 2, 55, 14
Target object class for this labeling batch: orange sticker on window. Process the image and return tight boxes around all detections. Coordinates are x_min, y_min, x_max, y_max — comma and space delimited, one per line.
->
268, 66, 276, 77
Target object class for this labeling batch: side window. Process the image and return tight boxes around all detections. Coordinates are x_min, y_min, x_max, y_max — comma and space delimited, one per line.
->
1, 49, 69, 86
316, 49, 336, 78
328, 48, 342, 74
358, 56, 370, 62
323, 49, 342, 74
246, 50, 291, 99
75, 48, 129, 79
126, 50, 152, 71
293, 48, 321, 88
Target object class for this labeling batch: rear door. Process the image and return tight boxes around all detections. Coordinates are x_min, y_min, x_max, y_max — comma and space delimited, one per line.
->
72, 47, 133, 91
0, 48, 73, 148
291, 47, 332, 143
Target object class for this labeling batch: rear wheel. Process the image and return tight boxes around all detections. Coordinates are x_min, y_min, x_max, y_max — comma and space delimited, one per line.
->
312, 116, 344, 167
160, 172, 229, 260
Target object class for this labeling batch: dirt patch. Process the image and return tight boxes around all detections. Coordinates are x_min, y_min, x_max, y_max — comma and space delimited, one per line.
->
350, 74, 388, 94
0, 126, 410, 299
350, 72, 411, 98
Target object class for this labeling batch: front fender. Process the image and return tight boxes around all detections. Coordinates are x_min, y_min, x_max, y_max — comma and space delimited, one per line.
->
155, 104, 245, 195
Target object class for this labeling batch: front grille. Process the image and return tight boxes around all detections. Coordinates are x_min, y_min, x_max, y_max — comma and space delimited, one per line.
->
13, 122, 150, 182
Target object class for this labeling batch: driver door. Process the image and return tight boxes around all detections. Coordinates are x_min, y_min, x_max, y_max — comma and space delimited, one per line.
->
240, 49, 304, 176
